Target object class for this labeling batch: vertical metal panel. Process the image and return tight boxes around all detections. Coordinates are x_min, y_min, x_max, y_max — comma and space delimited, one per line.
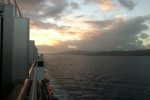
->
0, 17, 1, 32
0, 17, 1, 53
0, 17, 2, 90
0, 5, 3, 12
29, 40, 36, 65
34, 46, 38, 60
37, 67, 44, 80
13, 18, 29, 79
2, 5, 15, 96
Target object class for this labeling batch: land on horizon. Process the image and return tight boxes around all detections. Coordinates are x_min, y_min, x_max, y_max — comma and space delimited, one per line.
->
44, 49, 150, 56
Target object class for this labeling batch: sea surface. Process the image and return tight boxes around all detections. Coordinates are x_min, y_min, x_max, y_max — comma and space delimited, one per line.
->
44, 55, 150, 100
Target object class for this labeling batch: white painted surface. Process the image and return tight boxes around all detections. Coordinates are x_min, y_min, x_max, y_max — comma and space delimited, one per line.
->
13, 18, 29, 79
36, 67, 44, 80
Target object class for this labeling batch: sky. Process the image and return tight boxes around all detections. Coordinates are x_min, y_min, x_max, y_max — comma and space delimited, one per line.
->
15, 0, 150, 53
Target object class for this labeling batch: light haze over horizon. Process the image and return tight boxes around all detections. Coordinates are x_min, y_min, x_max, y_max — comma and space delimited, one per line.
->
16, 0, 150, 53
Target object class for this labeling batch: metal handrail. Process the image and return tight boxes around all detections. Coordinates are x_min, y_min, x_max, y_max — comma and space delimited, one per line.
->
29, 61, 36, 78
17, 79, 30, 100
29, 64, 37, 100
13, 0, 22, 17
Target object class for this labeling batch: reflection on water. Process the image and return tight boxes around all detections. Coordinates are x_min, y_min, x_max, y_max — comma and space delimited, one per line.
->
44, 55, 150, 100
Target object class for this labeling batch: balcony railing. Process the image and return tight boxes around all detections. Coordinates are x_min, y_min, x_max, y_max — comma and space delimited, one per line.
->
0, 0, 22, 17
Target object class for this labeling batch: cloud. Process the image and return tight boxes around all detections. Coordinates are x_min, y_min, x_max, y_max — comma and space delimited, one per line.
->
31, 20, 58, 29
146, 44, 150, 49
37, 15, 150, 53
85, 20, 113, 28
140, 33, 149, 39
42, 0, 68, 18
16, 0, 75, 32
14, 0, 150, 53
50, 0, 65, 5
117, 0, 136, 10
70, 2, 79, 9
71, 15, 150, 51
36, 45, 62, 54
84, 0, 116, 11
37, 42, 77, 54
16, 0, 69, 19
68, 45, 78, 49
16, 0, 45, 10
31, 19, 80, 34
99, 0, 116, 11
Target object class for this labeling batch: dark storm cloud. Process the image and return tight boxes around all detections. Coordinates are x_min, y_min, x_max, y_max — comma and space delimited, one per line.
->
38, 15, 150, 53
71, 15, 150, 51
42, 0, 68, 18
85, 20, 113, 28
50, 0, 65, 5
16, 0, 45, 10
37, 15, 150, 52
70, 2, 79, 9
31, 20, 70, 31
17, 0, 80, 20
16, 0, 69, 18
15, 0, 45, 17
140, 33, 149, 39
117, 0, 136, 10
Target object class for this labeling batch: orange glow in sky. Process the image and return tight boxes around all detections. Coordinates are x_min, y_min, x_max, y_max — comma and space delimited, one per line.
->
30, 17, 92, 46
26, 0, 150, 52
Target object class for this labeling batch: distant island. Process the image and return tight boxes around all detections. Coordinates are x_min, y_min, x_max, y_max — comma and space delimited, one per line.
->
54, 49, 150, 56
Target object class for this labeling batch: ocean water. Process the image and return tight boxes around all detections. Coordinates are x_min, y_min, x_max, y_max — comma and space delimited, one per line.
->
44, 55, 150, 100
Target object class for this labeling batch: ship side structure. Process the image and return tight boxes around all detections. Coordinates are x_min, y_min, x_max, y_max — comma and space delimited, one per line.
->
1, 1, 58, 100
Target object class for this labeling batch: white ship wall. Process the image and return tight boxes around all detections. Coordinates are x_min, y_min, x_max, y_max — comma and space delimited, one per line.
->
1, 4, 15, 95
29, 40, 37, 65
13, 18, 29, 79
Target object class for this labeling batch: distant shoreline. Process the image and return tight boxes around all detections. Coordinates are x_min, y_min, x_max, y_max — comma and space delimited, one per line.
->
44, 49, 150, 56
